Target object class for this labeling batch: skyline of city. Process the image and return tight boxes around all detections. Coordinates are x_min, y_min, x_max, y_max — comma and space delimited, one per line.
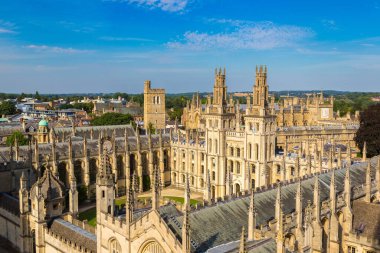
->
1, 0, 380, 93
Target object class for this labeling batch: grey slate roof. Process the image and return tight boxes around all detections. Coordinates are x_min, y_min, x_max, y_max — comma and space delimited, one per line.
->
159, 157, 377, 253
49, 218, 96, 252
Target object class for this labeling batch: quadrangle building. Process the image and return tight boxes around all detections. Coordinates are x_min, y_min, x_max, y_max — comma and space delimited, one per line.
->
0, 66, 379, 253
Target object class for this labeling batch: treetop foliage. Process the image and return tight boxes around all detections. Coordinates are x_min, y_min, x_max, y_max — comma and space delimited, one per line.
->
0, 101, 17, 116
91, 112, 134, 126
354, 103, 380, 157
6, 131, 29, 146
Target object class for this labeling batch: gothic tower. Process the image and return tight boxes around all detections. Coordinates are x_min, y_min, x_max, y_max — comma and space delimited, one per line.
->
213, 68, 227, 105
143, 80, 166, 130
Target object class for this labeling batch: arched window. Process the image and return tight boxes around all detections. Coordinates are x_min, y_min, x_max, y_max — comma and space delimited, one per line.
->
236, 162, 241, 174
230, 147, 234, 156
248, 143, 252, 159
255, 144, 259, 160
251, 164, 256, 174
235, 183, 240, 194
182, 174, 185, 183
236, 148, 240, 157
109, 238, 121, 253
191, 176, 194, 186
214, 139, 218, 153
212, 171, 216, 181
157, 96, 160, 104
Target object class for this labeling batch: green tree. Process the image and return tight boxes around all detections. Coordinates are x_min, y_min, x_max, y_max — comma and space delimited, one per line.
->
354, 103, 380, 157
167, 108, 183, 121
35, 91, 41, 100
6, 131, 29, 146
0, 101, 16, 116
112, 92, 129, 100
91, 112, 134, 126
147, 122, 156, 134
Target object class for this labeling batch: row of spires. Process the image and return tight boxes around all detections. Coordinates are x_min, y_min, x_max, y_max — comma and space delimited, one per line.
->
239, 156, 380, 252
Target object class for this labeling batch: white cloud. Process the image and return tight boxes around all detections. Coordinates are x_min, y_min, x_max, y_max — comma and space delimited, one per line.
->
25, 45, 93, 54
106, 0, 189, 12
168, 21, 313, 50
0, 28, 14, 34
0, 20, 16, 34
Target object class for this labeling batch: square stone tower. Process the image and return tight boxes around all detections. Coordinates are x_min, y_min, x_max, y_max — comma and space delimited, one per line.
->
143, 80, 166, 130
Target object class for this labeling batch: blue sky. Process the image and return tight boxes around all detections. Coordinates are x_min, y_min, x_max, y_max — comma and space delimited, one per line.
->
0, 0, 380, 93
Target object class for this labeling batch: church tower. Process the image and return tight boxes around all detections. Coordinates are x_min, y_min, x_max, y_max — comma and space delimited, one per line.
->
244, 66, 277, 187
143, 80, 166, 130
213, 68, 228, 105
96, 140, 115, 218
203, 67, 236, 199
253, 65, 269, 107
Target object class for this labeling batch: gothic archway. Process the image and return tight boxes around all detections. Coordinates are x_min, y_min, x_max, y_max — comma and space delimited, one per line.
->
139, 240, 165, 253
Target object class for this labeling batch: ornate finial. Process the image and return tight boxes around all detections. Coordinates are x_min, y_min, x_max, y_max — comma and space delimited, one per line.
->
239, 226, 247, 253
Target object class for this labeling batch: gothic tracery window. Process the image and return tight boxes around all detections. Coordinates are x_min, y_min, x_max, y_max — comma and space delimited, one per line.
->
109, 238, 121, 253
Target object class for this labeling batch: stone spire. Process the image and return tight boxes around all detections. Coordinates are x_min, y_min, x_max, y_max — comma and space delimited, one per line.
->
275, 183, 282, 227
328, 147, 333, 170
344, 167, 351, 209
182, 173, 191, 253
343, 166, 353, 232
295, 179, 302, 230
248, 190, 256, 240
346, 142, 352, 166
169, 127, 173, 142
362, 141, 367, 161
132, 172, 138, 209
14, 136, 19, 161
337, 147, 342, 168
98, 145, 113, 181
34, 139, 40, 175
125, 173, 134, 223
330, 169, 336, 213
295, 155, 300, 179
306, 153, 312, 175
239, 226, 247, 253
96, 144, 115, 217
204, 169, 212, 203
68, 136, 74, 176
365, 161, 372, 203
317, 150, 323, 172
281, 155, 286, 181
276, 206, 285, 253
329, 170, 340, 251
136, 125, 141, 151
151, 165, 160, 210
19, 172, 29, 214
313, 176, 320, 218
69, 174, 78, 217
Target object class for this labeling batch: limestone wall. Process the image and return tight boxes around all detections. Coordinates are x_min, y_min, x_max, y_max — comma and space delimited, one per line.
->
0, 207, 20, 250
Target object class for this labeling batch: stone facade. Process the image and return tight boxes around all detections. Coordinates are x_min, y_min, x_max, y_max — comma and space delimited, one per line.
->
0, 66, 378, 253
